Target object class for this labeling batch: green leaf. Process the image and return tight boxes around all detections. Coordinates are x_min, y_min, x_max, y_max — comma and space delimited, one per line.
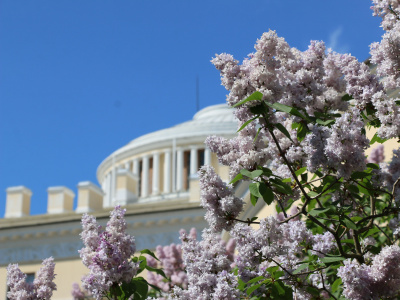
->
254, 127, 262, 143
292, 122, 300, 129
369, 132, 388, 145
297, 122, 309, 142
250, 193, 258, 206
341, 94, 353, 101
366, 163, 379, 170
362, 228, 380, 238
295, 167, 307, 177
266, 102, 308, 120
240, 169, 263, 179
275, 123, 293, 142
249, 104, 266, 115
140, 249, 160, 261
316, 119, 335, 126
145, 265, 167, 279
266, 266, 280, 274
270, 178, 293, 195
293, 263, 309, 274
331, 278, 342, 293
229, 173, 243, 184
308, 207, 331, 216
240, 169, 253, 178
342, 217, 357, 230
274, 280, 286, 295
246, 276, 265, 285
233, 91, 263, 107
250, 170, 263, 178
249, 182, 262, 198
246, 283, 263, 295
347, 184, 359, 194
307, 191, 319, 198
351, 171, 371, 180
259, 183, 274, 205
341, 239, 355, 245
321, 256, 345, 264
237, 116, 259, 132
130, 277, 149, 300
305, 286, 320, 296
258, 166, 273, 177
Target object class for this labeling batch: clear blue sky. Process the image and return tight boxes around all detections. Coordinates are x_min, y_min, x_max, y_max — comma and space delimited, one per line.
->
0, 0, 383, 216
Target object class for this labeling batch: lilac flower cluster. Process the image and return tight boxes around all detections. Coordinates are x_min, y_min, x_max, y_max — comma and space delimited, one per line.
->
370, 0, 400, 90
305, 108, 370, 178
170, 229, 240, 300
231, 218, 313, 278
368, 144, 385, 163
147, 230, 192, 293
7, 257, 57, 300
338, 245, 400, 300
79, 206, 138, 300
71, 282, 86, 300
147, 228, 236, 298
198, 165, 244, 232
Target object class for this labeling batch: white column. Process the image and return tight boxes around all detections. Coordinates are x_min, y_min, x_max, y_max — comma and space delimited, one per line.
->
141, 155, 149, 197
132, 158, 139, 176
103, 173, 111, 208
164, 149, 171, 193
176, 148, 184, 192
190, 146, 198, 178
124, 161, 130, 170
205, 147, 211, 166
152, 152, 160, 195
111, 155, 116, 204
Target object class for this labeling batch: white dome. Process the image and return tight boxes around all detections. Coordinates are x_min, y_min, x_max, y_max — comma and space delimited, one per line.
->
97, 104, 238, 181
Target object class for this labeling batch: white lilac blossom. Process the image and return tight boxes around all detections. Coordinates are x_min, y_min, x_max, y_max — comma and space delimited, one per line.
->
198, 165, 244, 232
170, 229, 240, 300
79, 206, 138, 300
7, 257, 57, 300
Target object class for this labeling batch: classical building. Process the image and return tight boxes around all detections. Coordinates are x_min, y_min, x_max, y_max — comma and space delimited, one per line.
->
0, 104, 268, 299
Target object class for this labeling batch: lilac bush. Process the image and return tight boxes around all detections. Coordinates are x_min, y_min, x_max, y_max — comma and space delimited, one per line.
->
79, 206, 139, 299
7, 1, 400, 299
7, 257, 56, 300
146, 227, 237, 299
170, 0, 400, 298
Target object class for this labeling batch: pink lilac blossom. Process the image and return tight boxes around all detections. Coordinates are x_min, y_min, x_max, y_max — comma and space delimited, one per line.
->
230, 217, 313, 282
370, 23, 400, 90
198, 165, 244, 232
210, 28, 386, 184
368, 144, 385, 163
79, 206, 138, 300
380, 148, 400, 191
147, 228, 236, 297
71, 282, 86, 300
304, 109, 370, 178
7, 257, 57, 300
311, 232, 336, 257
170, 229, 240, 300
371, 0, 400, 30
338, 245, 400, 300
